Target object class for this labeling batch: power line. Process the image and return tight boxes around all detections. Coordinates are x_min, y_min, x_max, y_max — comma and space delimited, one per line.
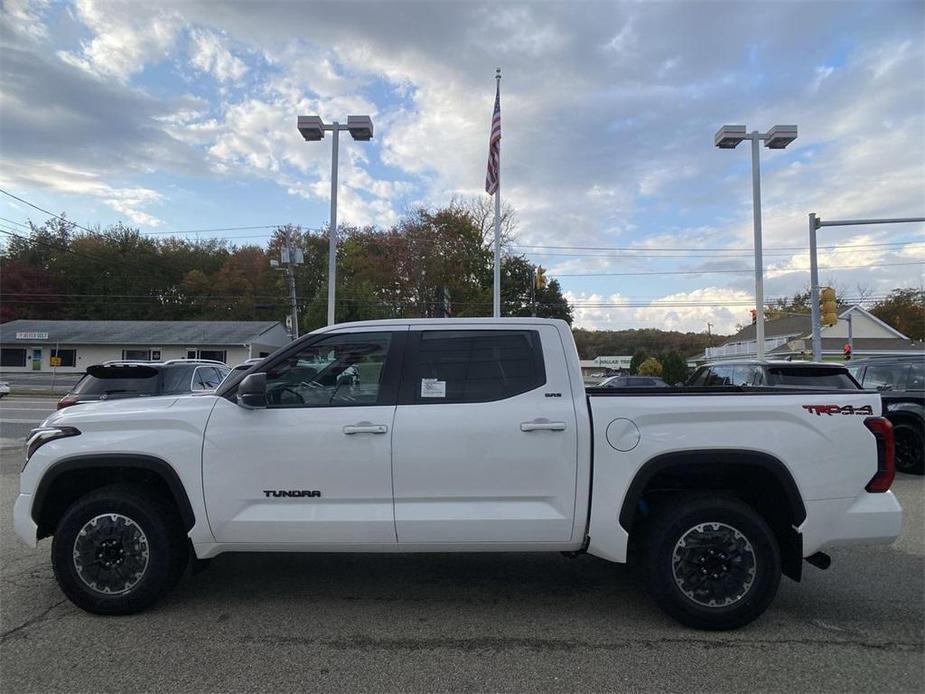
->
0, 227, 109, 263
0, 188, 97, 234
138, 230, 286, 238
557, 261, 925, 277
513, 239, 922, 253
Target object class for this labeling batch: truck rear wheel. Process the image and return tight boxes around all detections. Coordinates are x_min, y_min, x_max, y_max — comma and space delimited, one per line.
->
643, 494, 781, 630
51, 484, 187, 615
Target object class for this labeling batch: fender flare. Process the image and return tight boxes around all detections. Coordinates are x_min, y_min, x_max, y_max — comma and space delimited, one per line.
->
32, 453, 196, 531
618, 449, 807, 533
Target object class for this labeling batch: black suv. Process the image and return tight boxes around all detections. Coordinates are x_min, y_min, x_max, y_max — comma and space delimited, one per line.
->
57, 360, 230, 409
848, 355, 924, 475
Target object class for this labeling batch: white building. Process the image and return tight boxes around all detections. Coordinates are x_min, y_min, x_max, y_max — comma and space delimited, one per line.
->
0, 320, 289, 373
700, 305, 922, 363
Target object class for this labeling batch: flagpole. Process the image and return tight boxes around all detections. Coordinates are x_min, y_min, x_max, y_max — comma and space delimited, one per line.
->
493, 68, 501, 318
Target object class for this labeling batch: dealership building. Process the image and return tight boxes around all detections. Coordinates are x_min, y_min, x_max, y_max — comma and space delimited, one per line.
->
0, 320, 289, 373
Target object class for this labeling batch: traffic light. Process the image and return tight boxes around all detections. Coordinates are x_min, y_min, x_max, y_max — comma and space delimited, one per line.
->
535, 266, 547, 290
843, 343, 852, 360
820, 287, 838, 327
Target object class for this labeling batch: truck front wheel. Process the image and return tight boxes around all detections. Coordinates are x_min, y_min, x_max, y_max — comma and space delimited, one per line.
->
643, 494, 781, 630
51, 484, 187, 615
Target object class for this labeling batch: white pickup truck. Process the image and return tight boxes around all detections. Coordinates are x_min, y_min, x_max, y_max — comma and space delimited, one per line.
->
16, 319, 902, 629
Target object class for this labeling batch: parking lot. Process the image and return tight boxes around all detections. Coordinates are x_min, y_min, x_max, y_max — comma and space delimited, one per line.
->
0, 398, 921, 693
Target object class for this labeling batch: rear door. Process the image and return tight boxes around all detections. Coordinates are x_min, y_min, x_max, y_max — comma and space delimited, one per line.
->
391, 325, 579, 543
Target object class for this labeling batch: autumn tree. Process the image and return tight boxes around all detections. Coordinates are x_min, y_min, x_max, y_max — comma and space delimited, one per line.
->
870, 288, 925, 341
638, 357, 663, 377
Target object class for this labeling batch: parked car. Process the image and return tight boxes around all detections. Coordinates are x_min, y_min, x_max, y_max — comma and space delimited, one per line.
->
848, 355, 924, 475
56, 359, 231, 409
598, 375, 668, 388
686, 360, 860, 390
18, 319, 900, 630
0, 380, 10, 398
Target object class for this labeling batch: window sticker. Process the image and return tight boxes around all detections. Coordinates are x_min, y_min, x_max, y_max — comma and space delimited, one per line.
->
421, 378, 447, 398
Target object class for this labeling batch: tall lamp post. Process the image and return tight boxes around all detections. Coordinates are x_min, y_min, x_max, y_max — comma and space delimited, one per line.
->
715, 124, 798, 360
297, 114, 374, 326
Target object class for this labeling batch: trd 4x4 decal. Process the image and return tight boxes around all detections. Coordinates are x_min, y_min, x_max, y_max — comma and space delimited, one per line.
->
802, 404, 874, 417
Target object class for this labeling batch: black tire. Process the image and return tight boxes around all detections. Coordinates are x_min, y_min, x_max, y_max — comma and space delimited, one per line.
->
51, 484, 187, 615
893, 422, 924, 475
643, 493, 781, 630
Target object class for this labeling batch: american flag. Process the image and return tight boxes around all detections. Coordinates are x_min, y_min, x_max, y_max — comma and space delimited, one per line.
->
485, 79, 501, 195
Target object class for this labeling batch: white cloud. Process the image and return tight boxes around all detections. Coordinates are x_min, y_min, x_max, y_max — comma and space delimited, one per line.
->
566, 287, 754, 333
188, 28, 247, 82
0, 160, 164, 226
2, 0, 51, 42
57, 0, 182, 82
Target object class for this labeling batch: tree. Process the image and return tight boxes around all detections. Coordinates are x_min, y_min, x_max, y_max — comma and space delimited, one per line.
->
870, 288, 925, 341
629, 349, 649, 375
638, 357, 663, 377
658, 351, 689, 385
573, 328, 723, 360
453, 195, 517, 250
0, 205, 575, 330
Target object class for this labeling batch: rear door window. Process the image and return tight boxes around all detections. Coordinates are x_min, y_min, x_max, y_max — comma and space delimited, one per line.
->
403, 330, 545, 404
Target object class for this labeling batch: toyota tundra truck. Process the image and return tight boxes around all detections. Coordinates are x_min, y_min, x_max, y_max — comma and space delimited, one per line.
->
16, 318, 902, 629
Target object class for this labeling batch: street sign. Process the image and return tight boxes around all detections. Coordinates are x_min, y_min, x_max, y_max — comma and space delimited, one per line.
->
16, 331, 48, 340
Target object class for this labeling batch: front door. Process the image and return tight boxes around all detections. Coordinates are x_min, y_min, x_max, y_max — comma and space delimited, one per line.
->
202, 329, 404, 544
391, 326, 579, 543
31, 348, 42, 371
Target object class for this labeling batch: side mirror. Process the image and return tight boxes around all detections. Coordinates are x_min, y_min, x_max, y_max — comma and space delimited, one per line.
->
237, 372, 267, 409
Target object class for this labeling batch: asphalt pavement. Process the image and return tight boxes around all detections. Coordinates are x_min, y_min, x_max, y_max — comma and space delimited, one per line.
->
0, 439, 922, 693
0, 395, 57, 445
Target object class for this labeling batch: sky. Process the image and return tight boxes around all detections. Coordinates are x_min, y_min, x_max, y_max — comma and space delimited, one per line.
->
1, 0, 923, 334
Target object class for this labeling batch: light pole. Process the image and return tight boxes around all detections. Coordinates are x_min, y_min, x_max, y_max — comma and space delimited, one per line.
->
297, 114, 374, 326
715, 124, 798, 360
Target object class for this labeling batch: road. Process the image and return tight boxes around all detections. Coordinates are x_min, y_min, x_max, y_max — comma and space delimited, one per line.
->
0, 440, 921, 692
0, 395, 57, 444
0, 372, 81, 391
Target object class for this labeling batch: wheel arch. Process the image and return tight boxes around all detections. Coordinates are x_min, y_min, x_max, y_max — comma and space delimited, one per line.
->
619, 449, 807, 581
33, 454, 196, 539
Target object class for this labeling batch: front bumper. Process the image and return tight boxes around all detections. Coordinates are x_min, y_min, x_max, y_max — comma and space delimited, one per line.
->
13, 493, 38, 547
801, 491, 903, 556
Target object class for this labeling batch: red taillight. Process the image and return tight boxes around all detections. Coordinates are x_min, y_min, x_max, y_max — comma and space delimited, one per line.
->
864, 417, 895, 493
57, 395, 78, 410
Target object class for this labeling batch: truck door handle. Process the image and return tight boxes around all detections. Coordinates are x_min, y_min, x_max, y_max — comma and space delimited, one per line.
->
520, 419, 567, 432
343, 422, 388, 435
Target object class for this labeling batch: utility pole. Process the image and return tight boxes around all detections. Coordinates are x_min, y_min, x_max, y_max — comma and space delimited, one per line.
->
531, 267, 537, 317
271, 227, 302, 340
706, 322, 713, 347
284, 227, 299, 339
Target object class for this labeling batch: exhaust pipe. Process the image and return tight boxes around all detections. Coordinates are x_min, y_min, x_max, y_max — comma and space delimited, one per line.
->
805, 552, 831, 570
